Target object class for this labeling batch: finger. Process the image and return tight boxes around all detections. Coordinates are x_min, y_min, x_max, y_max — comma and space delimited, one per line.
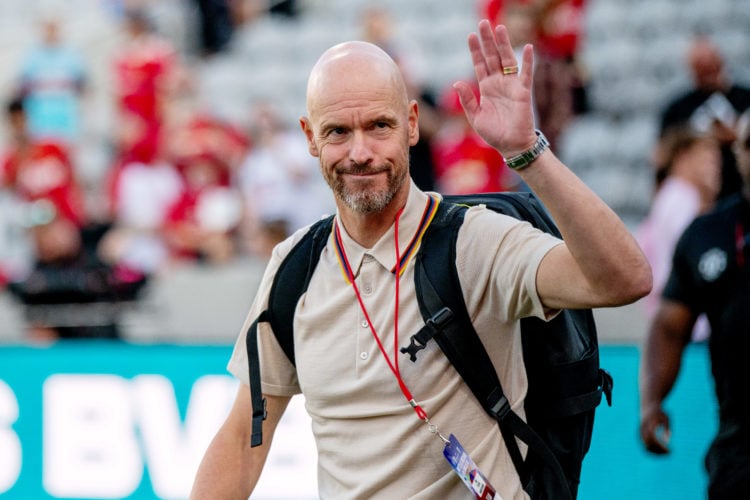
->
519, 44, 534, 90
494, 24, 517, 70
453, 81, 479, 121
478, 19, 503, 73
467, 32, 488, 81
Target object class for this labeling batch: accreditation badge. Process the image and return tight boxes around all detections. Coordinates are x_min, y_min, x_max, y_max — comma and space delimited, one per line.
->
443, 434, 499, 499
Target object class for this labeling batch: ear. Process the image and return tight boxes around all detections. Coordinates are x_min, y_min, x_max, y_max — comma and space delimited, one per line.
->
299, 117, 319, 157
408, 100, 420, 147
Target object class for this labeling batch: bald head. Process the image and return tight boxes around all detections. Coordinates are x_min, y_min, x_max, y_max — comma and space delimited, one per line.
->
306, 41, 409, 118
688, 37, 726, 90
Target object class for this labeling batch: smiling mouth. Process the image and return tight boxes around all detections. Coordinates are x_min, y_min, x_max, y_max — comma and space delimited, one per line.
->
343, 164, 387, 175
347, 171, 381, 177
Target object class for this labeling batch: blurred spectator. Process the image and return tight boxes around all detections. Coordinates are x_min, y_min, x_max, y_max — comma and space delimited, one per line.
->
658, 35, 750, 200
163, 152, 243, 264
0, 190, 33, 287
163, 87, 250, 176
100, 152, 183, 275
359, 5, 440, 191
0, 97, 87, 228
636, 128, 722, 341
96, 7, 190, 274
111, 7, 184, 167
237, 101, 333, 257
6, 202, 146, 342
535, 0, 587, 62
480, 0, 588, 63
432, 83, 519, 194
17, 11, 87, 146
485, 0, 588, 150
160, 85, 249, 263
192, 0, 236, 56
102, 65, 251, 271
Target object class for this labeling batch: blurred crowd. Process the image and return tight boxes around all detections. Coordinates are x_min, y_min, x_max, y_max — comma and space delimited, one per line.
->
1, 0, 748, 342
0, 0, 324, 339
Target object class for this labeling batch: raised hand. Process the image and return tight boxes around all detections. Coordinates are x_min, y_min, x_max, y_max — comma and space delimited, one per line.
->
453, 20, 537, 158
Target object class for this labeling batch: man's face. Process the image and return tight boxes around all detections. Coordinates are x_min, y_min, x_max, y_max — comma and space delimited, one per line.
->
300, 57, 419, 214
689, 40, 725, 91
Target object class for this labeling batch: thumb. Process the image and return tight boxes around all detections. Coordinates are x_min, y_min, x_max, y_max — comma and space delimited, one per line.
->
453, 82, 479, 121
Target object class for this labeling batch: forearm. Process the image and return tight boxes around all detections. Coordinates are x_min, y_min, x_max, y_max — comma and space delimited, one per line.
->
639, 304, 693, 413
190, 390, 290, 500
519, 149, 652, 307
190, 427, 265, 499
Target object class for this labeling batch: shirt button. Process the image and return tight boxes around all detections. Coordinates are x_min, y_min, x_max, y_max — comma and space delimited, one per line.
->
360, 352, 369, 360
360, 319, 369, 328
363, 284, 372, 294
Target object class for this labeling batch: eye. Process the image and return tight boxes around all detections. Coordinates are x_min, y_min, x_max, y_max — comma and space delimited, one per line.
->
326, 127, 347, 138
374, 121, 390, 129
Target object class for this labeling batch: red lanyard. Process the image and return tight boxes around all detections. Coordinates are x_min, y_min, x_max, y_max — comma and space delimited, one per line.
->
333, 209, 429, 422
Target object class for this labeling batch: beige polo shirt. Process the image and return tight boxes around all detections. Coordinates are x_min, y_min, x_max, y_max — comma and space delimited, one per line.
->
228, 181, 563, 499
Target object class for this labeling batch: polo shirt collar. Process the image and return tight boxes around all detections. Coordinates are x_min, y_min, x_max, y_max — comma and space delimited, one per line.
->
333, 182, 439, 281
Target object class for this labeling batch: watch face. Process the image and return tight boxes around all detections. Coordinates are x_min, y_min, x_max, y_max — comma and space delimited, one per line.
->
506, 131, 548, 170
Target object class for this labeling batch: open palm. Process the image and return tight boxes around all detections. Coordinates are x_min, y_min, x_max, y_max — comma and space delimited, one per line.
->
454, 21, 537, 158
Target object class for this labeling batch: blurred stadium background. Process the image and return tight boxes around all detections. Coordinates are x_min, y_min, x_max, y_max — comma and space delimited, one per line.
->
0, 0, 746, 498
1, 0, 749, 342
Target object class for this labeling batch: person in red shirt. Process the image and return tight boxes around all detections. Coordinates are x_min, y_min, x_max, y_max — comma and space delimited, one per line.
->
478, 0, 588, 61
432, 83, 520, 194
163, 151, 242, 264
111, 8, 182, 165
1, 97, 86, 227
2, 99, 146, 341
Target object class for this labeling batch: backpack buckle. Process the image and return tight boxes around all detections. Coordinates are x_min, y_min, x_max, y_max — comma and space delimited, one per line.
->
488, 389, 511, 420
400, 307, 454, 362
401, 336, 428, 362
250, 397, 268, 447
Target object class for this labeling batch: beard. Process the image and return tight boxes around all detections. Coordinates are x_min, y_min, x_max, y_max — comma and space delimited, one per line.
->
326, 161, 408, 214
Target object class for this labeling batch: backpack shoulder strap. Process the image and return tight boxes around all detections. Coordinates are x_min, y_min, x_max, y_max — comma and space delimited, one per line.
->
266, 215, 335, 365
409, 201, 502, 408
246, 215, 334, 447
409, 196, 572, 499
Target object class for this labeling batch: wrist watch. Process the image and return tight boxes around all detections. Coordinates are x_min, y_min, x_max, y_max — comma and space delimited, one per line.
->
504, 130, 550, 171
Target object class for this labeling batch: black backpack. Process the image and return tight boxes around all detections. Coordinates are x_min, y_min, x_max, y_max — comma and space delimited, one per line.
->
246, 192, 613, 500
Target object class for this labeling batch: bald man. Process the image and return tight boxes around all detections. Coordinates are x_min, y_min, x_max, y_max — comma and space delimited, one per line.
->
658, 36, 750, 200
190, 21, 650, 499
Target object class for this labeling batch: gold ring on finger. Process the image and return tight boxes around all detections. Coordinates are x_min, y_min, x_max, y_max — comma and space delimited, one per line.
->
502, 65, 519, 75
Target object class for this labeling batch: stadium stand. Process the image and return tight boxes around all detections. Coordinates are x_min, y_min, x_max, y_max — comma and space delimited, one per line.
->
1, 0, 749, 342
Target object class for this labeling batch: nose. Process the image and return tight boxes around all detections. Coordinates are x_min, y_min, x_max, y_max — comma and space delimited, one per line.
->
348, 131, 374, 166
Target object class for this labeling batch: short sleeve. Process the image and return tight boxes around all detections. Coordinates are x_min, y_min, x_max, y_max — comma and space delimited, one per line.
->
456, 205, 563, 323
662, 224, 702, 312
226, 230, 307, 395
